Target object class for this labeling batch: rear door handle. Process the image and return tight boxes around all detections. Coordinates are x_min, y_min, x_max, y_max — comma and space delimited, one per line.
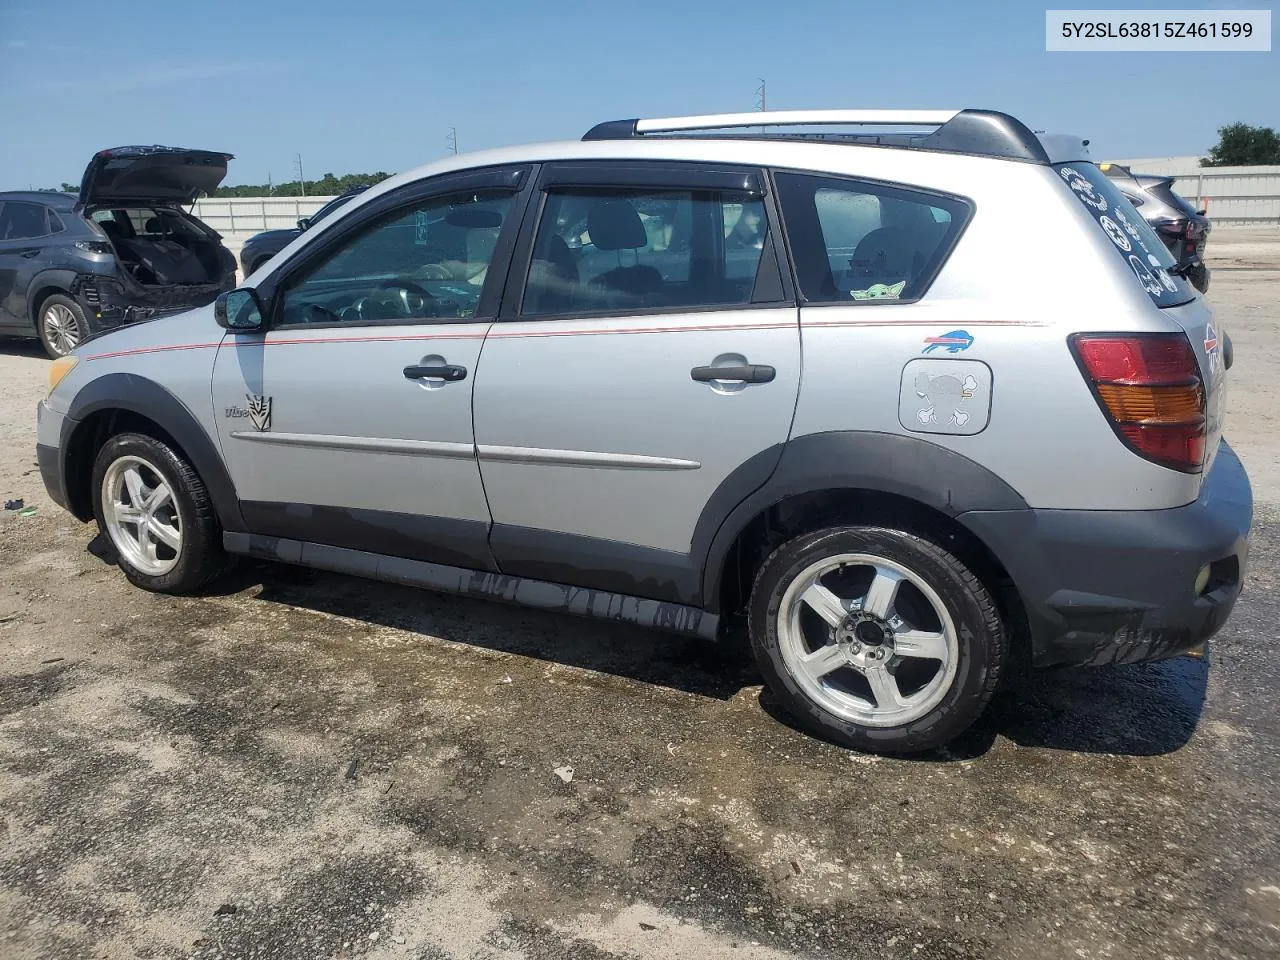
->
690, 364, 775, 384
403, 364, 467, 382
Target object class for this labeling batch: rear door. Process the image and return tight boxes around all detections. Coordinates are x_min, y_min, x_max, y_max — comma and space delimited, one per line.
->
472, 160, 800, 604
211, 166, 531, 569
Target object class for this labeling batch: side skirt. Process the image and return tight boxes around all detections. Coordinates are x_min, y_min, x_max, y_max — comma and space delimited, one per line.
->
223, 532, 718, 640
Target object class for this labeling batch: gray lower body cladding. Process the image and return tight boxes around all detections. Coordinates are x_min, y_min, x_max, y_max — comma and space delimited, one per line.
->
223, 532, 717, 640
960, 443, 1252, 667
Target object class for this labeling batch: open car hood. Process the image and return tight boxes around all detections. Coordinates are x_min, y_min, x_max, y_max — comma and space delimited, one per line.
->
79, 146, 233, 207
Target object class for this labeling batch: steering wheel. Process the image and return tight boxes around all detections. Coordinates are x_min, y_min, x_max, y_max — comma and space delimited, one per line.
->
414, 263, 453, 280
372, 277, 439, 318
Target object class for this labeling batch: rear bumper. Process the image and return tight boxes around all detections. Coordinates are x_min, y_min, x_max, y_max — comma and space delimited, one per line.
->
72, 273, 230, 332
960, 442, 1252, 667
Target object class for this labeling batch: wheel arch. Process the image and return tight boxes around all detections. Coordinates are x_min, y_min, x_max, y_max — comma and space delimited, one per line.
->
25, 270, 79, 332
61, 373, 245, 532
698, 431, 1030, 637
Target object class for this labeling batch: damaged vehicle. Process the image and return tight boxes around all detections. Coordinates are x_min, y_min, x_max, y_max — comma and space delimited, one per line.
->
0, 147, 236, 357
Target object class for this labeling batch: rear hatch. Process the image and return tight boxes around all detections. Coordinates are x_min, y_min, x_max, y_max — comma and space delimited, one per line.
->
79, 146, 233, 207
1056, 162, 1226, 470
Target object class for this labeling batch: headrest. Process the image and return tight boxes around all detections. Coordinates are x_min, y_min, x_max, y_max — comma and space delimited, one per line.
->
586, 197, 647, 251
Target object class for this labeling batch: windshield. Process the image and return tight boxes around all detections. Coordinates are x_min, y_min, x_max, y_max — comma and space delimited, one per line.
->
1055, 162, 1194, 307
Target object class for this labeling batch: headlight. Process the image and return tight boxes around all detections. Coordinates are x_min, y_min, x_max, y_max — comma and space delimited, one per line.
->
48, 356, 78, 395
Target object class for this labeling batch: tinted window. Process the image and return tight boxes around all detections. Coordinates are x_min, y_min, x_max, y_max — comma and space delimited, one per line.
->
0, 201, 52, 240
278, 189, 513, 325
775, 173, 968, 303
521, 186, 769, 316
1056, 164, 1193, 307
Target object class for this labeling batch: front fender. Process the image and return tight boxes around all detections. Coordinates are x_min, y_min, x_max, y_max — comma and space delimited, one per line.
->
61, 372, 244, 531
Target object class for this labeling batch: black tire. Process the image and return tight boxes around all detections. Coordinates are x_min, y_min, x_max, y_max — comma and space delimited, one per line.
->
748, 526, 1006, 755
90, 432, 226, 594
36, 293, 91, 359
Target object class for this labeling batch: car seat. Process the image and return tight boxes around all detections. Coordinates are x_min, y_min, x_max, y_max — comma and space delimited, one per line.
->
585, 198, 663, 307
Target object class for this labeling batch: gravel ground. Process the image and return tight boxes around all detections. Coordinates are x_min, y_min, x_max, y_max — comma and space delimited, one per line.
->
1, 232, 1278, 959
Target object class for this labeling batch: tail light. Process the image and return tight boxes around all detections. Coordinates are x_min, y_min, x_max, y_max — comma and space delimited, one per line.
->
1070, 334, 1206, 473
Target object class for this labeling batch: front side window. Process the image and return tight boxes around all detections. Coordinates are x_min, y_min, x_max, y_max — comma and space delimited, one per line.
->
278, 189, 514, 325
774, 173, 970, 304
0, 201, 53, 241
521, 186, 770, 316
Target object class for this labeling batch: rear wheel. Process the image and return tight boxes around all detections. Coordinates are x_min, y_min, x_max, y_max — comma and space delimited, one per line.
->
748, 526, 1006, 755
91, 433, 226, 593
38, 294, 88, 358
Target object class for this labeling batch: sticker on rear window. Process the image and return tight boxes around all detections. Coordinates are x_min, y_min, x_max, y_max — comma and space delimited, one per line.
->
1056, 163, 1193, 308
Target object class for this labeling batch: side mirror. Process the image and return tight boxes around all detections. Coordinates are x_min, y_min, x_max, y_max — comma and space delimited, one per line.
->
215, 288, 266, 331
297, 217, 312, 231
1197, 209, 1208, 217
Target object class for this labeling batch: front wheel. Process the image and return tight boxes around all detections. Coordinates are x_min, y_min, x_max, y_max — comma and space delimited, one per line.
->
748, 526, 1006, 755
91, 433, 226, 593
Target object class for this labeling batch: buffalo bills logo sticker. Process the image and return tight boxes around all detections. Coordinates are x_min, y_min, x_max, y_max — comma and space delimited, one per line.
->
1204, 323, 1219, 355
922, 330, 974, 354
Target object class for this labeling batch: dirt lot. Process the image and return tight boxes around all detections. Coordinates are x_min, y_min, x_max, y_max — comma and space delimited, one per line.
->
2, 234, 1279, 959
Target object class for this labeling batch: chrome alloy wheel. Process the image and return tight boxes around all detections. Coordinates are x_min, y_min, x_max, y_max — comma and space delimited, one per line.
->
100, 455, 183, 576
42, 302, 82, 356
777, 553, 960, 727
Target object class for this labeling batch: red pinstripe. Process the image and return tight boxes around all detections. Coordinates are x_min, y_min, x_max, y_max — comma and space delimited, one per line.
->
84, 316, 1037, 361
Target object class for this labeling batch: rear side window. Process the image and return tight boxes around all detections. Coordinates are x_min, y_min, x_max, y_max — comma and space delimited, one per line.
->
0, 201, 54, 240
521, 186, 771, 316
1055, 163, 1193, 307
774, 173, 970, 304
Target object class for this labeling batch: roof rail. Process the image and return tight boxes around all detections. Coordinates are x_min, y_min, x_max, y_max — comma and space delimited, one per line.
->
582, 108, 1055, 164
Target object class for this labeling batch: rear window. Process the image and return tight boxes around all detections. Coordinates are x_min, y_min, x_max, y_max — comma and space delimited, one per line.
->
1056, 163, 1194, 307
774, 172, 970, 304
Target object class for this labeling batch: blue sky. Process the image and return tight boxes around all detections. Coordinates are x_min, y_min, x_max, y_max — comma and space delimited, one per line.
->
1, 0, 1276, 190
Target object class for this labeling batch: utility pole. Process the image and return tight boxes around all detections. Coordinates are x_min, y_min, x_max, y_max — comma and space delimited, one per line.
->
294, 153, 306, 197
755, 78, 767, 133
447, 127, 458, 156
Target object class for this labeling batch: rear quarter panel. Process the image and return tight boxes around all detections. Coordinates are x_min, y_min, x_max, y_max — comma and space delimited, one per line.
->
780, 154, 1204, 510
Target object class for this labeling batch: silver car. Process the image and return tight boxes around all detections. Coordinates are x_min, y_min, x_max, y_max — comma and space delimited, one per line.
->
36, 108, 1252, 754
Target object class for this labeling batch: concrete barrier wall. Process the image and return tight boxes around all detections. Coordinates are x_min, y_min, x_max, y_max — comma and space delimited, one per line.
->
191, 196, 335, 239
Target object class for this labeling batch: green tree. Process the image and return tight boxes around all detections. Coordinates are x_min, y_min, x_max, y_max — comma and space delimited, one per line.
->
209, 172, 391, 198
1201, 123, 1280, 167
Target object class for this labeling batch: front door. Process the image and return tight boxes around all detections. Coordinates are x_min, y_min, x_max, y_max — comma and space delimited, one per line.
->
473, 161, 801, 604
0, 200, 56, 330
211, 169, 529, 570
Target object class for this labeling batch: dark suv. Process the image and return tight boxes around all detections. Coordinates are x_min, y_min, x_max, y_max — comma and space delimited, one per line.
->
1101, 163, 1211, 293
0, 146, 237, 357
238, 185, 371, 276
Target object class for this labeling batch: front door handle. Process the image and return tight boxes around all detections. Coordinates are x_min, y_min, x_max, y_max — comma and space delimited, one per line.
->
19, 249, 40, 259
403, 364, 467, 382
690, 364, 775, 384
